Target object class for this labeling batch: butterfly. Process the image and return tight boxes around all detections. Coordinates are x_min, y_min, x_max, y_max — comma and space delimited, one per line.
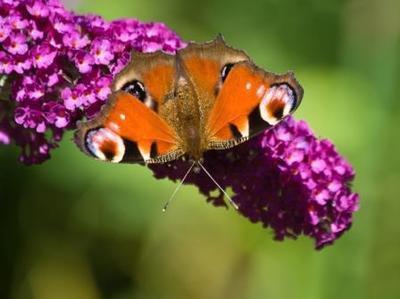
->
74, 35, 304, 209
75, 35, 303, 168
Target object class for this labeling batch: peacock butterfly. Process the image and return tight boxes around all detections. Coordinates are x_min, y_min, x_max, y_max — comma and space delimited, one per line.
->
74, 35, 304, 209
74, 35, 303, 167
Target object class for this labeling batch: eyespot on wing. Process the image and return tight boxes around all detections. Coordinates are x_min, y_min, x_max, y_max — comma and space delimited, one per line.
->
84, 127, 126, 163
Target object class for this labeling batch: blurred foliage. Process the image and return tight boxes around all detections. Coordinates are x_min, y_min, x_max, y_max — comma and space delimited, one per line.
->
1, 0, 400, 298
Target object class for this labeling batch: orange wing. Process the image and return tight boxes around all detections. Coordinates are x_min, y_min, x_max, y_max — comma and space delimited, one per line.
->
179, 36, 250, 115
179, 36, 303, 151
75, 49, 183, 164
206, 62, 303, 149
75, 91, 182, 164
113, 51, 177, 109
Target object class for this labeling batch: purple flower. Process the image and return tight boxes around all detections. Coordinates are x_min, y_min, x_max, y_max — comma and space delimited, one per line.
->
4, 33, 28, 55
79, 84, 97, 105
47, 71, 61, 87
12, 56, 32, 74
110, 52, 130, 75
53, 17, 74, 34
43, 102, 70, 128
81, 14, 110, 33
94, 76, 112, 100
91, 39, 114, 65
27, 22, 44, 40
0, 51, 13, 74
26, 1, 50, 18
32, 44, 57, 69
63, 31, 90, 50
14, 106, 46, 133
61, 86, 84, 111
7, 15, 29, 30
0, 22, 11, 42
0, 0, 358, 249
73, 51, 94, 73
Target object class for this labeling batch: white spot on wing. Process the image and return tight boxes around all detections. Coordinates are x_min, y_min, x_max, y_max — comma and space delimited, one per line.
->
259, 85, 279, 125
239, 118, 249, 137
256, 85, 266, 98
283, 93, 293, 116
108, 121, 120, 132
138, 143, 151, 161
120, 113, 126, 121
145, 97, 155, 109
246, 82, 252, 90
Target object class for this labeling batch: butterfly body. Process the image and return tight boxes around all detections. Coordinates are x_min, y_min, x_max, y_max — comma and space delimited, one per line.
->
75, 36, 303, 164
158, 65, 206, 161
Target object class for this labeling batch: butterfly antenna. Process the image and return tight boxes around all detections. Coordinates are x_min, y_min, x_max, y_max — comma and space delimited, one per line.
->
162, 161, 196, 212
196, 161, 238, 210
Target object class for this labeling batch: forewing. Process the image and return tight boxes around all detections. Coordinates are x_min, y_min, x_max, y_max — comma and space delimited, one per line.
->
179, 36, 303, 150
75, 51, 183, 164
178, 35, 250, 104
206, 61, 303, 149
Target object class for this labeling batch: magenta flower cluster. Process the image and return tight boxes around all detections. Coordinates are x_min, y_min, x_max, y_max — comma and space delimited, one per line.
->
0, 0, 358, 248
0, 0, 185, 163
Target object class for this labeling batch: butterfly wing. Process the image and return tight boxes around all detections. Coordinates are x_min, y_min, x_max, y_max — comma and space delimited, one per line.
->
207, 62, 303, 149
75, 51, 183, 164
178, 36, 250, 121
179, 36, 303, 151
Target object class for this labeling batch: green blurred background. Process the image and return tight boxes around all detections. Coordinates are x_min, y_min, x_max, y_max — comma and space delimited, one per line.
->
1, 0, 400, 298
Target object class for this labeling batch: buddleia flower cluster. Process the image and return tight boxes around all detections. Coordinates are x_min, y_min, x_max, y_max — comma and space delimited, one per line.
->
0, 0, 358, 249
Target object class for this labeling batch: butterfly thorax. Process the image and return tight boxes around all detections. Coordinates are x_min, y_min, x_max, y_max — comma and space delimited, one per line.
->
171, 76, 206, 161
